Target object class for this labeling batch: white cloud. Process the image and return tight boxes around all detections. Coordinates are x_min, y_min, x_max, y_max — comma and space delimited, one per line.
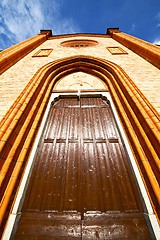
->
153, 38, 160, 45
153, 12, 160, 45
0, 26, 5, 34
0, 0, 80, 49
156, 12, 160, 20
128, 23, 136, 34
131, 24, 135, 32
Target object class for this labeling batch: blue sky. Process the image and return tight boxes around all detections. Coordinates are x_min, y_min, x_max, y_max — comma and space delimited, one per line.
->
0, 0, 160, 50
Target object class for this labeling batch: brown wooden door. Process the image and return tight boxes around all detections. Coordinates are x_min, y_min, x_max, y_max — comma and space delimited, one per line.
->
15, 97, 150, 239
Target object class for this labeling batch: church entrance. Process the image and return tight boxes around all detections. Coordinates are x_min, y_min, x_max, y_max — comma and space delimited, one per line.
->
15, 96, 150, 239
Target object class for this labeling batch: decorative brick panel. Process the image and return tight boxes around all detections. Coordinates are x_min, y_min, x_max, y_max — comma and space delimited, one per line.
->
106, 46, 128, 55
32, 48, 53, 57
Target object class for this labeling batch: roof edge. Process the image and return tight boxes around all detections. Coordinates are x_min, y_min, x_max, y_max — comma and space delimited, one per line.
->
48, 33, 111, 40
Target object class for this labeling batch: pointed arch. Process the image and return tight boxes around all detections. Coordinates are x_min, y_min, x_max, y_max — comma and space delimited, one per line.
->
0, 55, 160, 234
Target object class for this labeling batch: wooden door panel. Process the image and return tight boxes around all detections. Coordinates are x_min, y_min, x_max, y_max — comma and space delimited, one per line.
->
82, 212, 148, 240
15, 212, 82, 240
15, 97, 150, 239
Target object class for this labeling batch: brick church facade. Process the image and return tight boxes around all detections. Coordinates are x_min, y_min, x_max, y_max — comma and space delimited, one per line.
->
0, 28, 160, 239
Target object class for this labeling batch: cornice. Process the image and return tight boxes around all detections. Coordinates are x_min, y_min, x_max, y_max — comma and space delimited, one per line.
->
48, 33, 111, 40
108, 29, 160, 69
0, 34, 48, 75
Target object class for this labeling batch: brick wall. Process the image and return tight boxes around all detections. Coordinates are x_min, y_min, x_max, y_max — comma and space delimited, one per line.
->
0, 35, 159, 121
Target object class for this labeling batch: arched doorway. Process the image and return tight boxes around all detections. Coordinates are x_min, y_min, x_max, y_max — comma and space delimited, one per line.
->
2, 56, 159, 239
